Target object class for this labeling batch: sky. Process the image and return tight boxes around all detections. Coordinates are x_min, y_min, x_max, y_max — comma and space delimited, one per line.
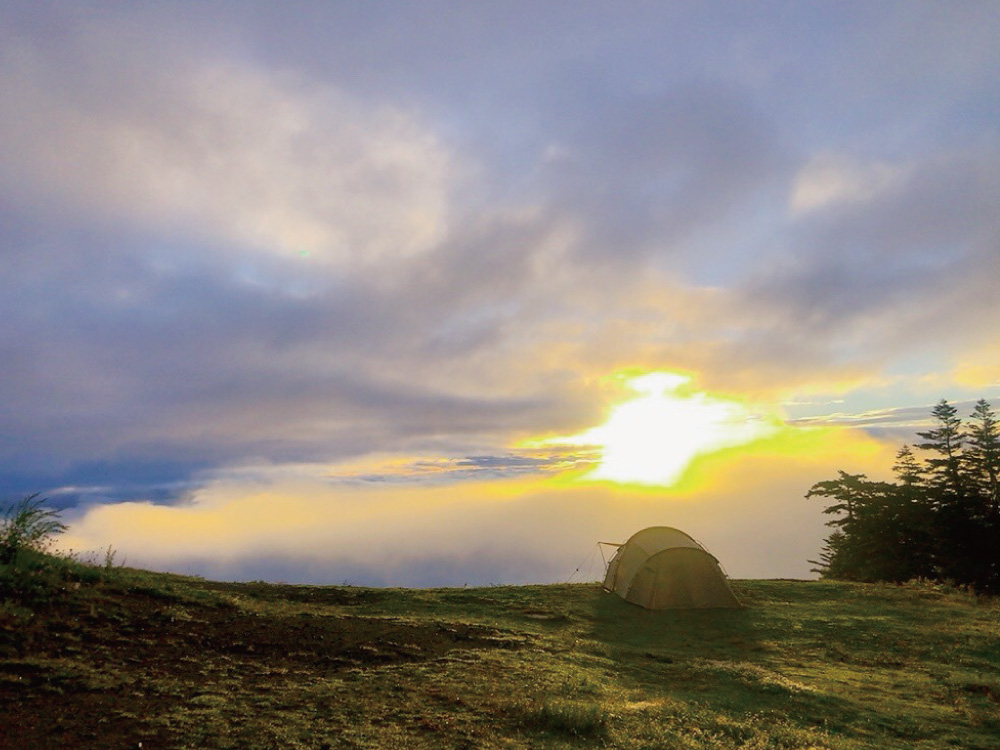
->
2, 1, 1000, 586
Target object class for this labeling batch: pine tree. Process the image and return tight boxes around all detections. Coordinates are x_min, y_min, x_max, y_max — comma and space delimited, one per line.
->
964, 399, 1000, 593
966, 399, 1000, 520
893, 445, 923, 487
915, 399, 966, 500
808, 397, 1000, 592
914, 400, 980, 587
808, 529, 848, 578
888, 444, 935, 578
806, 472, 910, 581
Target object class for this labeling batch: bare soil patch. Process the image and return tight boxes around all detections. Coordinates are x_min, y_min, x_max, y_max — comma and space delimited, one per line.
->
0, 585, 517, 750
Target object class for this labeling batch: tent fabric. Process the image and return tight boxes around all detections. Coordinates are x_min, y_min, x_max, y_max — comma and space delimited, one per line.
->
603, 526, 740, 609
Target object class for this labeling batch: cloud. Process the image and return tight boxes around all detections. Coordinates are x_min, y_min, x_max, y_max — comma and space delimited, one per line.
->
792, 407, 921, 428
538, 82, 790, 266
59, 425, 896, 585
730, 144, 1000, 397
0, 22, 453, 269
790, 154, 908, 214
954, 349, 1000, 392
4, 3, 1000, 583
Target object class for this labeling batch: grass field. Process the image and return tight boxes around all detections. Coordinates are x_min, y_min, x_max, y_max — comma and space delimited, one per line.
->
2, 558, 998, 749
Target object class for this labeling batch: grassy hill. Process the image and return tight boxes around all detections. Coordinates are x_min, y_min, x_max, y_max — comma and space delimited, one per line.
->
2, 558, 999, 749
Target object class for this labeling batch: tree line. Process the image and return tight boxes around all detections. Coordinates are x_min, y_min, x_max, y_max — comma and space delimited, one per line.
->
806, 398, 1000, 594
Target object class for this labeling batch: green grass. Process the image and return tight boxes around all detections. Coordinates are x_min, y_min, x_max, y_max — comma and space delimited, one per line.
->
1, 560, 998, 749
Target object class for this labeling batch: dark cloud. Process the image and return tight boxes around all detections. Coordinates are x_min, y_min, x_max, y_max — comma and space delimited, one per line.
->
538, 82, 790, 267
336, 451, 596, 486
0, 222, 561, 497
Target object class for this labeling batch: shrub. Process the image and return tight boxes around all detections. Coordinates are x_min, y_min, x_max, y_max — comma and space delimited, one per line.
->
519, 698, 610, 738
0, 494, 67, 565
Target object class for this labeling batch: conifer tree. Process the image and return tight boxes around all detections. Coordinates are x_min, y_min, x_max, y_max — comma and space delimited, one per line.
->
892, 445, 923, 487
807, 398, 997, 592
915, 399, 966, 500
966, 399, 1000, 520
806, 472, 906, 581
915, 399, 979, 585
964, 399, 1000, 593
889, 444, 935, 578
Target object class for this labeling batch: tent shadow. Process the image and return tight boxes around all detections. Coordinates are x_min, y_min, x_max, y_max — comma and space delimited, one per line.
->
588, 586, 759, 661
584, 588, 855, 722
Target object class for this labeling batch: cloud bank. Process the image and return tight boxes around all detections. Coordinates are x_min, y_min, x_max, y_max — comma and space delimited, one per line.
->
60, 427, 895, 585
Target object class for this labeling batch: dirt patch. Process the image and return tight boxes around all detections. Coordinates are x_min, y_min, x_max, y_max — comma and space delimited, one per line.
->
193, 579, 384, 607
962, 682, 1000, 703
0, 587, 521, 750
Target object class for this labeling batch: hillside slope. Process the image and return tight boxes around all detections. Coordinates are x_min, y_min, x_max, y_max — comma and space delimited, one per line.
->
2, 565, 998, 749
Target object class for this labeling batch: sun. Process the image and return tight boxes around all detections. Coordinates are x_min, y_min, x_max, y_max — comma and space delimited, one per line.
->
547, 372, 779, 487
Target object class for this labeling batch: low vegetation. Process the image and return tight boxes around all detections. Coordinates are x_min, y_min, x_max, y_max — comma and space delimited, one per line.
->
0, 493, 66, 565
2, 508, 998, 749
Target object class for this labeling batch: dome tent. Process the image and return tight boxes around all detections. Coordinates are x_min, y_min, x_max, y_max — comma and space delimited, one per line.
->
602, 527, 740, 609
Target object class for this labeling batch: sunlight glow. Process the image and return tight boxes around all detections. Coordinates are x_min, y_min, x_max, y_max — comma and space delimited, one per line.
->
548, 372, 780, 487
